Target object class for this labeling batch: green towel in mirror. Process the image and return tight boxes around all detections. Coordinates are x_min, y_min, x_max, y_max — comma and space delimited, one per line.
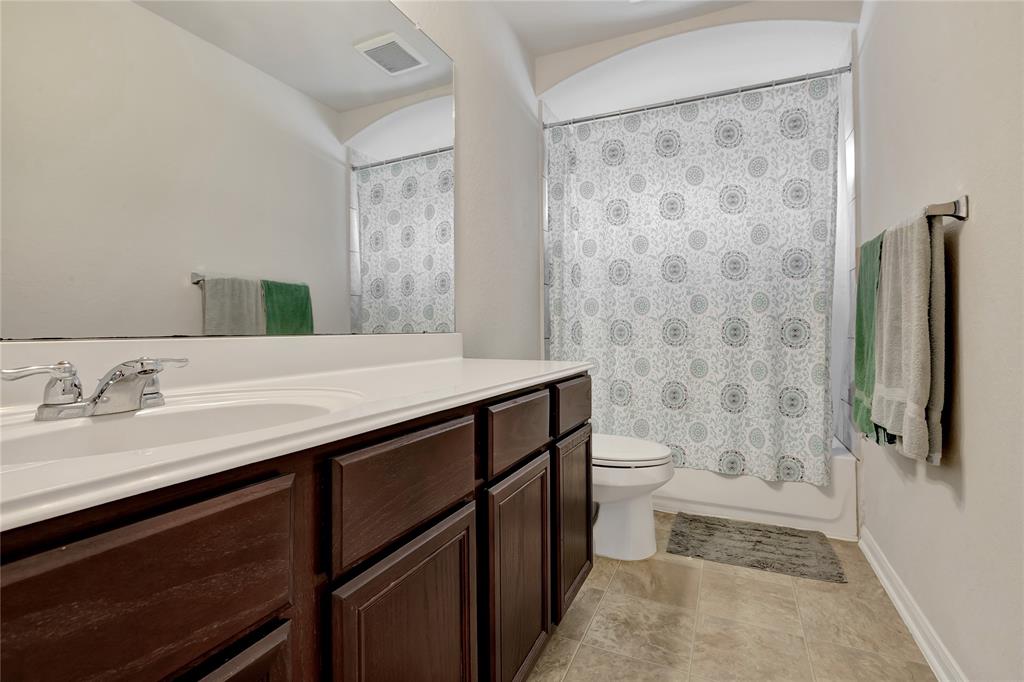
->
261, 280, 313, 335
853, 233, 884, 438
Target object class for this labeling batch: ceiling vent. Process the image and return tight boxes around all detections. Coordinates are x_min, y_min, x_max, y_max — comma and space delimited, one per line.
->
355, 33, 426, 76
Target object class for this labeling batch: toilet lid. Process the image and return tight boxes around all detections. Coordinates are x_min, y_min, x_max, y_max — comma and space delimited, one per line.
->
592, 433, 673, 468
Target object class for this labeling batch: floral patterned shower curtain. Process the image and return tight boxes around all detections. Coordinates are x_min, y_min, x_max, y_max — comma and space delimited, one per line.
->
355, 149, 455, 333
545, 78, 839, 485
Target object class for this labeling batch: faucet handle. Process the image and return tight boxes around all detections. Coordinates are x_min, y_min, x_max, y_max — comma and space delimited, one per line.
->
1, 361, 83, 405
138, 358, 189, 408
120, 357, 190, 375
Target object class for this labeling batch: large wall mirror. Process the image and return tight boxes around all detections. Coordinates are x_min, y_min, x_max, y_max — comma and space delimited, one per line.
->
1, 0, 454, 339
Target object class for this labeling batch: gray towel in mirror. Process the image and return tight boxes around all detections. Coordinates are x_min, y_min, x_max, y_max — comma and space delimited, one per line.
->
202, 277, 266, 336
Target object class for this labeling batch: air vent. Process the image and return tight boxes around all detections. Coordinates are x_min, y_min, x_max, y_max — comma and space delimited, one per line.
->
355, 33, 426, 76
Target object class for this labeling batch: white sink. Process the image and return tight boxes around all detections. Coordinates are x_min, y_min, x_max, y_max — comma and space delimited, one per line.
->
0, 387, 364, 467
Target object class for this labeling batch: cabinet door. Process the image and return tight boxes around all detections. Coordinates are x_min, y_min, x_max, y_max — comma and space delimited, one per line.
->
552, 425, 593, 622
198, 622, 291, 682
332, 503, 477, 682
486, 453, 551, 682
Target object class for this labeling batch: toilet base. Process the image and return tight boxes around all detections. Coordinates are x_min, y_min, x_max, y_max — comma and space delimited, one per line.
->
593, 493, 657, 561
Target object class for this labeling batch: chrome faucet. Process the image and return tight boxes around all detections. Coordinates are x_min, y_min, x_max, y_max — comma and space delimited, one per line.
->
1, 357, 188, 421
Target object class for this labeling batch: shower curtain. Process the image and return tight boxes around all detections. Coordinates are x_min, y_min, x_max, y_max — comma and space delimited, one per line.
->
545, 78, 839, 485
355, 150, 455, 333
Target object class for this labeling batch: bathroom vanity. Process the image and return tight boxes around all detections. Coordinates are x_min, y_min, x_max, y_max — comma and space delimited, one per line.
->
0, 338, 592, 682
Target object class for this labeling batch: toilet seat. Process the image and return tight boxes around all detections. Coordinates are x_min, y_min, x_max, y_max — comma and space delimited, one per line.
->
592, 434, 672, 468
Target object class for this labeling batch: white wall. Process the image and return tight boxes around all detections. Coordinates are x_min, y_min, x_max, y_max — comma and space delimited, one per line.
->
542, 20, 854, 121
345, 95, 454, 163
534, 1, 863, 95
1, 1, 351, 338
393, 1, 543, 360
855, 2, 1023, 679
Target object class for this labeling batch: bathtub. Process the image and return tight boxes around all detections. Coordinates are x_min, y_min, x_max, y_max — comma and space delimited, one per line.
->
652, 439, 858, 540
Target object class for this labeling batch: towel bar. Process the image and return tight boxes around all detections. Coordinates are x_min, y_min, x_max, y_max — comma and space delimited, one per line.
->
190, 272, 307, 287
925, 195, 969, 221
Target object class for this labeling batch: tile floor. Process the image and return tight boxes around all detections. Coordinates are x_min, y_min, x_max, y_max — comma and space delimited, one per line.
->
529, 511, 934, 682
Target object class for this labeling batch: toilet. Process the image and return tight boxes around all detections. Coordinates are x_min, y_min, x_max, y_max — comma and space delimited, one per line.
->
592, 433, 674, 561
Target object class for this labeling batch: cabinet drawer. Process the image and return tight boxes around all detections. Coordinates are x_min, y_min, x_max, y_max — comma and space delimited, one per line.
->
199, 622, 292, 682
333, 503, 477, 682
552, 376, 591, 436
486, 389, 550, 478
0, 476, 294, 682
331, 416, 475, 576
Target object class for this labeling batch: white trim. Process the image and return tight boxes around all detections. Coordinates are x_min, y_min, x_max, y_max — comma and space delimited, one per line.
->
858, 527, 967, 682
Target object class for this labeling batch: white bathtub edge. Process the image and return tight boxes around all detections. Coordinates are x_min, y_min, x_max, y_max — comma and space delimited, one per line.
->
652, 448, 859, 541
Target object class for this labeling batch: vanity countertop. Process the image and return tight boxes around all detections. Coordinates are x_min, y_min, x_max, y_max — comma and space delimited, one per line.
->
0, 356, 590, 531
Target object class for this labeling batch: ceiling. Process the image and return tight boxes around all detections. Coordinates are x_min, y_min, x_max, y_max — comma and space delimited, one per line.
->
491, 0, 747, 57
542, 20, 853, 121
138, 1, 453, 113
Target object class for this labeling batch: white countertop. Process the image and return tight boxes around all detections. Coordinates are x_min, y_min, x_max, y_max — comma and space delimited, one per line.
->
0, 356, 590, 531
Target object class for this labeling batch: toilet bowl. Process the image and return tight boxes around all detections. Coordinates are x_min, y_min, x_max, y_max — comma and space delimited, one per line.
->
592, 434, 674, 561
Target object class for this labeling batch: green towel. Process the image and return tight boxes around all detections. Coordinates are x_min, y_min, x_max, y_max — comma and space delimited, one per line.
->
853, 233, 884, 437
261, 280, 313, 335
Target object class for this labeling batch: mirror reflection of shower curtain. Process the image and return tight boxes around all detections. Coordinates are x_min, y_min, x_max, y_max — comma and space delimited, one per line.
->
545, 78, 840, 486
353, 149, 455, 334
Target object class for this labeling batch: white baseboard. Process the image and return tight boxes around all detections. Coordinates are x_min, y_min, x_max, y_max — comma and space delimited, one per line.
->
858, 527, 967, 682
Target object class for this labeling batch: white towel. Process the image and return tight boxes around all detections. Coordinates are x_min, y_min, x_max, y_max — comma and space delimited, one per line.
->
202, 277, 266, 336
870, 214, 945, 463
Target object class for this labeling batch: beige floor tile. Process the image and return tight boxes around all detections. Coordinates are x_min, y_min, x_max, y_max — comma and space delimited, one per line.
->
556, 586, 604, 641
690, 613, 814, 681
527, 635, 580, 682
808, 640, 936, 681
609, 555, 701, 609
563, 644, 686, 682
654, 528, 705, 569
795, 540, 887, 600
795, 573, 888, 601
797, 588, 926, 664
583, 591, 696, 670
586, 555, 619, 590
698, 567, 803, 635
702, 559, 797, 587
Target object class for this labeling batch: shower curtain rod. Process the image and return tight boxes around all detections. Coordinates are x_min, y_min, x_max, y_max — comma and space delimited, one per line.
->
543, 64, 852, 129
350, 145, 453, 172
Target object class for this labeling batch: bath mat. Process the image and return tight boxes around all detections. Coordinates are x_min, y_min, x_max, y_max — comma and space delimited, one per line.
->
666, 512, 846, 583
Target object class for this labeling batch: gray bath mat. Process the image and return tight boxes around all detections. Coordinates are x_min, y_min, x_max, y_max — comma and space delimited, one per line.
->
666, 512, 846, 583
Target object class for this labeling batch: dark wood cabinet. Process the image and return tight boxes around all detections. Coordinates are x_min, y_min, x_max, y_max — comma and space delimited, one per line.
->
0, 475, 294, 682
0, 372, 591, 682
486, 453, 552, 682
332, 503, 477, 682
486, 389, 550, 478
198, 622, 292, 682
330, 416, 475, 576
552, 376, 591, 436
552, 425, 593, 621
